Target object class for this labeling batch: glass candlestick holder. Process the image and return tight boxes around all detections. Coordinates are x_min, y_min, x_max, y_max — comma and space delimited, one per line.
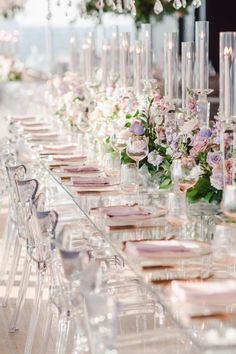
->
181, 41, 194, 110
195, 21, 209, 92
119, 32, 131, 88
164, 32, 179, 105
192, 88, 213, 128
219, 32, 236, 123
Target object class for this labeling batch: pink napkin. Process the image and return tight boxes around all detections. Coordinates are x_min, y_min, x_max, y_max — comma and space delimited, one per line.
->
43, 144, 77, 152
171, 280, 236, 304
52, 154, 86, 162
99, 205, 154, 221
125, 240, 192, 258
30, 132, 58, 138
11, 115, 36, 122
63, 165, 100, 173
71, 176, 109, 187
24, 127, 51, 133
21, 122, 44, 127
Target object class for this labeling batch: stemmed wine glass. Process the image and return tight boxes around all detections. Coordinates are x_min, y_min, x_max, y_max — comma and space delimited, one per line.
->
221, 185, 236, 222
171, 158, 199, 192
110, 132, 127, 158
126, 135, 149, 172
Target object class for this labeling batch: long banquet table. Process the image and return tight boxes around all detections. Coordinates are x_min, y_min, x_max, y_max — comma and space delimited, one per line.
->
1, 81, 236, 354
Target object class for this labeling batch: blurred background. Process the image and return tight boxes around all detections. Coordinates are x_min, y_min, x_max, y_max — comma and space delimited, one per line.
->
0, 0, 235, 78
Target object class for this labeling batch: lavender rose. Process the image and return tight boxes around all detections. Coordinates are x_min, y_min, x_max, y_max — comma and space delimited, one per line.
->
207, 151, 222, 167
129, 120, 145, 136
199, 129, 212, 138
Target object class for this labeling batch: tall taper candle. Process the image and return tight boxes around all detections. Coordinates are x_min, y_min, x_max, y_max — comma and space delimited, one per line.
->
120, 32, 130, 87
224, 46, 232, 119
141, 24, 152, 81
133, 40, 142, 95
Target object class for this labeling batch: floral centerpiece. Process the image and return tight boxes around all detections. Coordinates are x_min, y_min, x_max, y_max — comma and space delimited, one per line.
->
0, 56, 23, 81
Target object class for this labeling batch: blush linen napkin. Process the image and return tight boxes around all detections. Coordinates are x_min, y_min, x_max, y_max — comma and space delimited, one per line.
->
97, 205, 158, 221
43, 144, 78, 152
71, 176, 109, 187
63, 165, 100, 173
52, 154, 87, 162
170, 280, 236, 305
124, 240, 200, 259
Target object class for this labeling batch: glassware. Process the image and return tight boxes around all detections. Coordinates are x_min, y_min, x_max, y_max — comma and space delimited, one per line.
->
181, 42, 194, 110
119, 32, 131, 88
171, 158, 199, 192
85, 292, 117, 354
221, 184, 236, 221
193, 21, 213, 128
104, 152, 121, 184
219, 32, 236, 122
141, 24, 152, 82
126, 135, 149, 170
195, 21, 209, 91
120, 163, 138, 193
110, 131, 127, 156
164, 32, 179, 104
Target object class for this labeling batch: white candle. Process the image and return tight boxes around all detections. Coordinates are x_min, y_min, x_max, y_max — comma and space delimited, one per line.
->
167, 41, 173, 100
186, 51, 192, 89
224, 46, 232, 119
69, 36, 77, 72
120, 33, 130, 87
199, 31, 205, 90
134, 41, 142, 95
101, 41, 109, 88
111, 27, 119, 77
142, 25, 151, 81
86, 36, 92, 82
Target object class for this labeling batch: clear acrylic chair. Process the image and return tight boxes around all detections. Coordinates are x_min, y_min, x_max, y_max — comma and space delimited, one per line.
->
49, 224, 165, 354
23, 207, 58, 354
1, 176, 39, 308
0, 164, 27, 306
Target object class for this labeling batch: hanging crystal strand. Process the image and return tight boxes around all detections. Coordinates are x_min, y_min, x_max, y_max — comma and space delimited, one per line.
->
192, 0, 201, 8
182, 0, 187, 7
46, 0, 52, 20
173, 0, 182, 10
106, 0, 116, 11
154, 0, 163, 15
116, 0, 123, 13
130, 0, 136, 17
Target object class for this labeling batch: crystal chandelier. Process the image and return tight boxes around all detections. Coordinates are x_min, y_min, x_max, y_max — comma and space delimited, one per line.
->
0, 0, 27, 12
52, 0, 201, 19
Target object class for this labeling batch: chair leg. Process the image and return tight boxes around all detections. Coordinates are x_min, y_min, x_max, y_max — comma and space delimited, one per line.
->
24, 269, 45, 354
0, 220, 16, 285
38, 303, 54, 354
1, 237, 22, 307
56, 313, 70, 354
9, 257, 32, 332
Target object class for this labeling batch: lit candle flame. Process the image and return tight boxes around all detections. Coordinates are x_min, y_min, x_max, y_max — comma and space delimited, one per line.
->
224, 46, 233, 56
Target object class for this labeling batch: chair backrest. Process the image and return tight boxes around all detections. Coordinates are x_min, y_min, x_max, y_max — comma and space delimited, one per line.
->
5, 164, 27, 221
27, 208, 59, 262
16, 178, 39, 204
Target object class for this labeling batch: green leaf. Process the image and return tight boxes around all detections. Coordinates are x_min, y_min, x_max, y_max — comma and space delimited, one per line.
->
133, 110, 139, 117
126, 113, 132, 119
204, 191, 214, 203
160, 178, 171, 189
125, 122, 131, 128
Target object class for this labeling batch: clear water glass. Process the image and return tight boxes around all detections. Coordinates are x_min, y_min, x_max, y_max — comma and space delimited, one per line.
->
120, 163, 138, 193
104, 152, 121, 184
171, 158, 198, 192
221, 184, 236, 221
